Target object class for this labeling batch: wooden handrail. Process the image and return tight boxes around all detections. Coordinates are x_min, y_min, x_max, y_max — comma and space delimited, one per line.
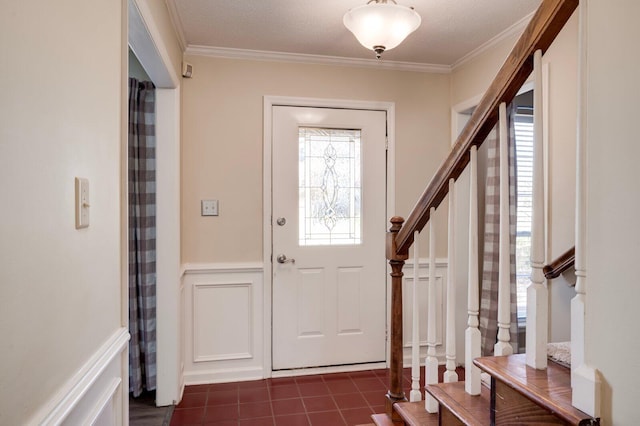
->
395, 0, 578, 254
384, 1, 579, 420
543, 246, 575, 279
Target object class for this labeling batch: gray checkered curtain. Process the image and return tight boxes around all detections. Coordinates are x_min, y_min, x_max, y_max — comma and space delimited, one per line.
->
479, 105, 519, 356
128, 78, 157, 397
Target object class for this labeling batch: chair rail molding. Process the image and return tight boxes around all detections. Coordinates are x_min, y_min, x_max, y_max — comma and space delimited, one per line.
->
29, 328, 129, 426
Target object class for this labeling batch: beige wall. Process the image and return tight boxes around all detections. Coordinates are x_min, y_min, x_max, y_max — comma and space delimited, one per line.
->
542, 13, 579, 342
544, 12, 579, 263
450, 33, 519, 107
181, 57, 452, 263
585, 0, 640, 422
0, 1, 124, 424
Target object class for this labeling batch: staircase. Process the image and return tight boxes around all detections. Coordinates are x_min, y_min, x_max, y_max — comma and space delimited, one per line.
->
373, 0, 601, 424
375, 355, 597, 425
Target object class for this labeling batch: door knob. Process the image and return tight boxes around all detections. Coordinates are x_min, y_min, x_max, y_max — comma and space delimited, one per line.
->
276, 254, 295, 264
276, 217, 286, 226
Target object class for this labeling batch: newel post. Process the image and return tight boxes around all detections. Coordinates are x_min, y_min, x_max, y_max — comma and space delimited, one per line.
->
385, 216, 409, 421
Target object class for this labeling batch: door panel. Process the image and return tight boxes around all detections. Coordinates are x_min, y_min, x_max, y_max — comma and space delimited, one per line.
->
272, 106, 387, 370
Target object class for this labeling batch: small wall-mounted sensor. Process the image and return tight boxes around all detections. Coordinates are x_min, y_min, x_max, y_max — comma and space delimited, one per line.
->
182, 62, 193, 78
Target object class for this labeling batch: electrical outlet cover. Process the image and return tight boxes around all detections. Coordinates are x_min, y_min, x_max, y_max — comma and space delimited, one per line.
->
201, 199, 218, 216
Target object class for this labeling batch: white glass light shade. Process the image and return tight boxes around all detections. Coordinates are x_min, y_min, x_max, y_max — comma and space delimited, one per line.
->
343, 2, 421, 54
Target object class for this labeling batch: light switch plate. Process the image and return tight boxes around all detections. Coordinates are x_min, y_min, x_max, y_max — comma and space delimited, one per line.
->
201, 199, 219, 216
75, 177, 90, 228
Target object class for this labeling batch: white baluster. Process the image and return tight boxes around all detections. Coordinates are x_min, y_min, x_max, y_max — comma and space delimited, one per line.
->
410, 231, 422, 402
444, 179, 458, 383
571, 1, 600, 415
526, 49, 548, 369
425, 207, 439, 413
465, 146, 481, 395
494, 102, 514, 357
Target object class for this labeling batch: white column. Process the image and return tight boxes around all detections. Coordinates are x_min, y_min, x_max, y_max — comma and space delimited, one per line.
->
444, 179, 458, 382
410, 231, 422, 402
526, 49, 549, 369
425, 207, 439, 413
465, 146, 481, 396
494, 102, 514, 357
571, 0, 600, 416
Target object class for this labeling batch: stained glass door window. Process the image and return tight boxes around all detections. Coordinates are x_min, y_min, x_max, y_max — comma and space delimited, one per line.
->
299, 127, 362, 246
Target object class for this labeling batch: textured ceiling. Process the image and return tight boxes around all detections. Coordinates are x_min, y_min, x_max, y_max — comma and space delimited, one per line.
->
168, 0, 541, 66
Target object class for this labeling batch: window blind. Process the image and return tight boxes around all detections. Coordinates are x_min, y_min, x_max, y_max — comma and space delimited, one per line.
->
515, 113, 534, 319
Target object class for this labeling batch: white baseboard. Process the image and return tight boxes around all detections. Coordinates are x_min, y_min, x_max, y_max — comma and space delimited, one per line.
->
272, 362, 387, 378
183, 366, 265, 385
29, 328, 129, 426
572, 363, 601, 418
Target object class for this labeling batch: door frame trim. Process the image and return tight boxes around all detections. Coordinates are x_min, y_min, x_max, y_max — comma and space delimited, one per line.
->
263, 96, 396, 377
127, 0, 183, 406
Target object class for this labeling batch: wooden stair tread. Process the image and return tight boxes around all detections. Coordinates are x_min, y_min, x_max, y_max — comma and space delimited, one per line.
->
474, 354, 595, 425
425, 381, 491, 426
394, 401, 439, 426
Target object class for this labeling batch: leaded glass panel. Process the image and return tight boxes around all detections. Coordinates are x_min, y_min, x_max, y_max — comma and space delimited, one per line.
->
299, 127, 361, 246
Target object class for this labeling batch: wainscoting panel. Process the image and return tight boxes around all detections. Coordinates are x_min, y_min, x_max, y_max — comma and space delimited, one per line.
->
182, 263, 264, 385
401, 259, 448, 365
193, 282, 253, 362
31, 327, 128, 426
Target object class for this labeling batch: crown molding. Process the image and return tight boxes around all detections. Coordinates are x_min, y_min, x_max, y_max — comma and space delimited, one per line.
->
185, 45, 452, 73
170, 6, 534, 74
451, 11, 535, 71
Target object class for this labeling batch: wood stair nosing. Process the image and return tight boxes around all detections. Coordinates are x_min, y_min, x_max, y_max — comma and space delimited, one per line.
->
473, 354, 597, 425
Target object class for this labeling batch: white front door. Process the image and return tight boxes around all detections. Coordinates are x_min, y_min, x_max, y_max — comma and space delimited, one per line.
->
272, 105, 387, 370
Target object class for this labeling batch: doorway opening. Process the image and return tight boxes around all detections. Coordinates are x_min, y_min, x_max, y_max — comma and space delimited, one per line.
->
126, 0, 182, 410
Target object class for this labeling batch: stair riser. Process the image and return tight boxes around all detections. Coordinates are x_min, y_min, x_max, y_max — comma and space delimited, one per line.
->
440, 406, 465, 426
492, 379, 569, 425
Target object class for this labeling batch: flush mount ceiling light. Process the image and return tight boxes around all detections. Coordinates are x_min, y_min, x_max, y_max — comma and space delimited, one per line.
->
343, 0, 421, 59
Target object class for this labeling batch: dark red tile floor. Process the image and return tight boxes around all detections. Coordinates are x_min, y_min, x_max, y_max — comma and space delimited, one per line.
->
171, 366, 463, 425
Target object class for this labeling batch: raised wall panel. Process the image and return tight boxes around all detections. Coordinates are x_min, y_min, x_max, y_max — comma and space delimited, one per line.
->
401, 259, 448, 364
297, 268, 325, 337
403, 275, 444, 347
182, 264, 264, 385
193, 282, 252, 362
337, 267, 363, 335
86, 379, 119, 426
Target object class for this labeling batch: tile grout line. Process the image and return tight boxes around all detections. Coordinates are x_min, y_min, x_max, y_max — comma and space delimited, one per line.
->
174, 369, 395, 425
295, 379, 313, 426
